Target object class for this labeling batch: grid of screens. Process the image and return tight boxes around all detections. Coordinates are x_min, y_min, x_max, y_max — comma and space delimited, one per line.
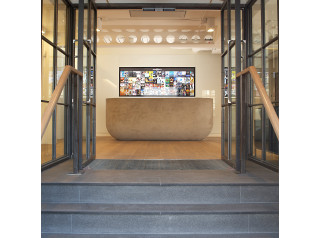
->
119, 67, 195, 97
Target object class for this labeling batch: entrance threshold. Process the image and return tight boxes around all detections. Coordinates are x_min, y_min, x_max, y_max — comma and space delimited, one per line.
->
42, 159, 278, 185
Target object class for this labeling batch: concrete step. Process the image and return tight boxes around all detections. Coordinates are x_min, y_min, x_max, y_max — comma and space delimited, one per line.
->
42, 233, 279, 238
41, 184, 279, 204
42, 203, 279, 215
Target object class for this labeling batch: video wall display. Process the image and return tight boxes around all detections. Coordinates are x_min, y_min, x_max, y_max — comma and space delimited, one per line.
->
119, 67, 195, 97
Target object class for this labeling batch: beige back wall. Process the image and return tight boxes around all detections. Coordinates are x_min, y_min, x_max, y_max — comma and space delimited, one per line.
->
96, 46, 221, 137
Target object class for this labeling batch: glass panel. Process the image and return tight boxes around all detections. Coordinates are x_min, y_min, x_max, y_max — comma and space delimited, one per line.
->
252, 105, 262, 159
83, 46, 88, 100
91, 7, 95, 47
265, 40, 279, 102
42, 0, 55, 42
42, 102, 53, 164
90, 105, 93, 158
252, 0, 262, 52
231, 104, 236, 162
57, 0, 67, 50
231, 9, 235, 40
224, 106, 228, 159
265, 0, 278, 43
252, 51, 262, 104
56, 105, 66, 158
223, 5, 228, 53
90, 54, 95, 102
230, 46, 236, 102
41, 41, 54, 101
56, 51, 66, 103
82, 105, 87, 161
265, 106, 279, 166
84, 1, 88, 40
223, 56, 229, 104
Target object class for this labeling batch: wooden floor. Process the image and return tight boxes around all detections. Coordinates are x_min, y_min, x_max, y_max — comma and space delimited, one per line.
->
96, 136, 221, 160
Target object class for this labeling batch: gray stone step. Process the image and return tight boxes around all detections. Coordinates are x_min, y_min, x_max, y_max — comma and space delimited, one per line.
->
42, 233, 279, 238
42, 203, 279, 215
42, 212, 278, 234
41, 184, 279, 204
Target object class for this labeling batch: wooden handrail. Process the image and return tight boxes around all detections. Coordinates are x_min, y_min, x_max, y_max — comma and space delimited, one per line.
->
41, 65, 83, 139
236, 66, 279, 140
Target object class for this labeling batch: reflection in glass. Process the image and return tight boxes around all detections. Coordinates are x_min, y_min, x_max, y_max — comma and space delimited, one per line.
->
83, 46, 88, 100
252, 106, 262, 160
82, 105, 87, 161
265, 41, 279, 101
252, 51, 262, 104
42, 41, 54, 101
42, 0, 55, 42
90, 54, 95, 102
265, 107, 279, 166
91, 8, 95, 47
223, 4, 228, 53
231, 9, 236, 40
224, 107, 228, 159
265, 0, 278, 42
230, 46, 236, 102
57, 0, 67, 50
56, 51, 66, 103
90, 105, 94, 158
84, 6, 88, 40
231, 105, 236, 162
56, 105, 66, 158
223, 56, 228, 104
42, 102, 52, 164
252, 0, 262, 51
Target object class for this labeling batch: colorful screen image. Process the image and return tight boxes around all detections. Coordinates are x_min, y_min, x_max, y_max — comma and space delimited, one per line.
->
119, 67, 195, 97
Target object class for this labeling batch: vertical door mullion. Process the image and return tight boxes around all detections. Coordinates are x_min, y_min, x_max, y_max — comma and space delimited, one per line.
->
261, 0, 266, 161
227, 0, 232, 162
52, 0, 58, 161
221, 8, 225, 158
77, 0, 84, 169
235, 0, 242, 172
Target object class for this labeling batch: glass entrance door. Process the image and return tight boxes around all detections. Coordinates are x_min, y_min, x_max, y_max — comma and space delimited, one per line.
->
221, 0, 243, 171
75, 0, 97, 168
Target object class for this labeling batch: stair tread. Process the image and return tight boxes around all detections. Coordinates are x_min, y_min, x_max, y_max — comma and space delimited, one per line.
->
41, 233, 279, 238
42, 203, 279, 214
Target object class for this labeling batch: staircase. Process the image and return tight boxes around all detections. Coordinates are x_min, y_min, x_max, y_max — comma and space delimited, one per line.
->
41, 173, 279, 237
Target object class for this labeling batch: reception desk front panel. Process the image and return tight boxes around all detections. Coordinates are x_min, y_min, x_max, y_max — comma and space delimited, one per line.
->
106, 98, 213, 141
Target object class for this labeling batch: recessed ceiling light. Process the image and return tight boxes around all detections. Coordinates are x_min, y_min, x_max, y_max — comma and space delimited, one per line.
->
166, 35, 175, 44
96, 28, 101, 32
192, 35, 201, 43
103, 35, 112, 44
112, 29, 122, 33
116, 35, 125, 43
42, 30, 45, 34
141, 35, 150, 43
179, 35, 188, 43
140, 29, 150, 33
154, 35, 163, 43
207, 28, 215, 32
128, 35, 137, 43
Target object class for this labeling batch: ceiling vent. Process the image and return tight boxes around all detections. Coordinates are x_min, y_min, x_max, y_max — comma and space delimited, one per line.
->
129, 9, 186, 19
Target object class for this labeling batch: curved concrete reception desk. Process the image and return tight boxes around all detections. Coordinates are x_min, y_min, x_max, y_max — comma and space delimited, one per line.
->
106, 98, 213, 141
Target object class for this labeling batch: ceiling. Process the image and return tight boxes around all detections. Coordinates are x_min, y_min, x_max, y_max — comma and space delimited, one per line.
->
96, 9, 221, 53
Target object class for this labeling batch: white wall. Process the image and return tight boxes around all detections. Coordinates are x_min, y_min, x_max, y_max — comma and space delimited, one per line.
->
96, 46, 221, 137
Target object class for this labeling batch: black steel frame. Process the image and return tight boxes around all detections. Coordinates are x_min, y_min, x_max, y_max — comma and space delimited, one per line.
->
246, 0, 279, 171
41, 0, 74, 171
